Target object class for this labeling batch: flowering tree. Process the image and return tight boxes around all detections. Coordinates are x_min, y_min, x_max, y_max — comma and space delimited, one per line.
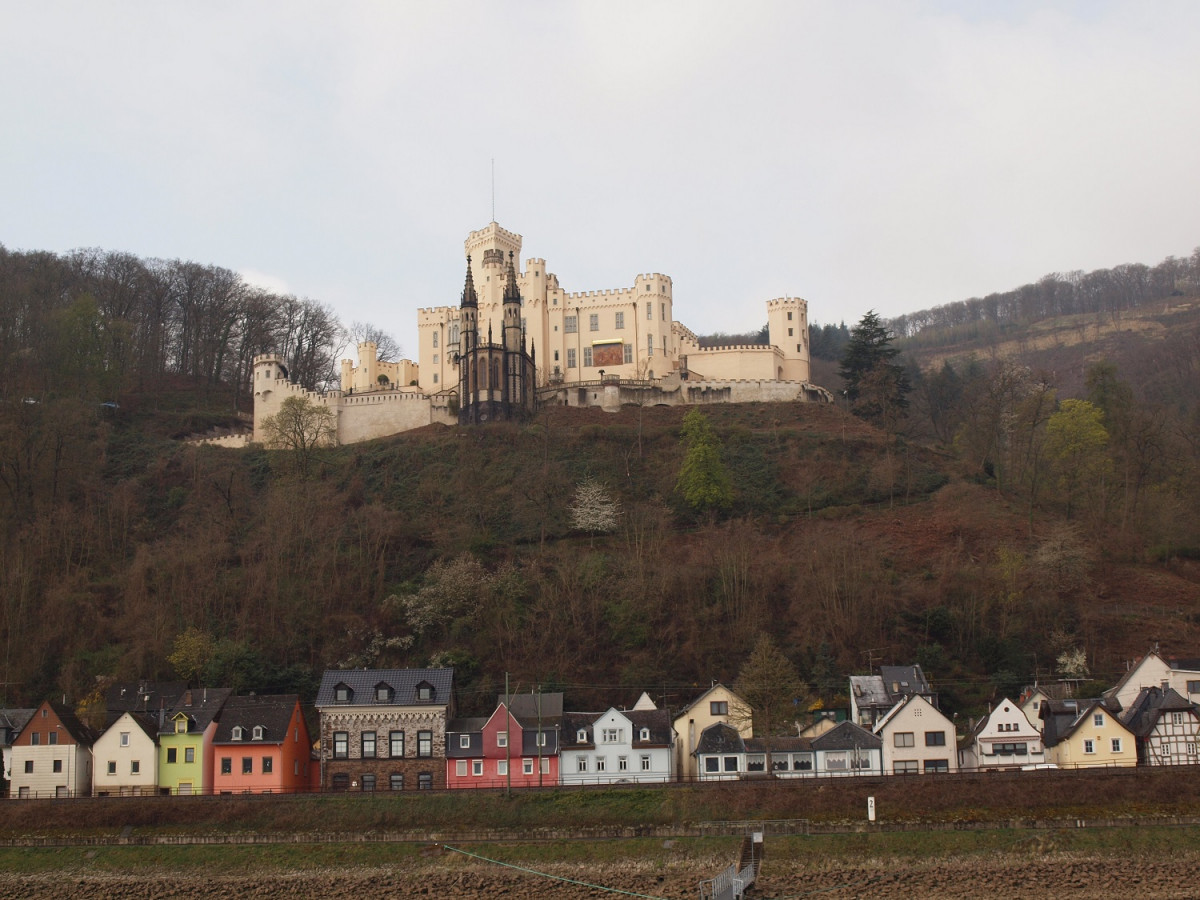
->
569, 476, 621, 544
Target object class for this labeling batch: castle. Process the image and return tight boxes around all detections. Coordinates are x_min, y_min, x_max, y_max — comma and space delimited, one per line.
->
241, 222, 830, 448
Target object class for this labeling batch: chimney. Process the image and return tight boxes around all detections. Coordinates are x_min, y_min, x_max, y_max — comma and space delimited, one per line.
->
184, 691, 193, 707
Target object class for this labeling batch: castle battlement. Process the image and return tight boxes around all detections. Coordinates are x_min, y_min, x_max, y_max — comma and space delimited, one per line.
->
766, 296, 806, 306
693, 343, 783, 354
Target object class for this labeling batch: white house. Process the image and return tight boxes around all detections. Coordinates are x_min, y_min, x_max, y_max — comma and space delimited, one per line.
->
811, 721, 883, 776
873, 694, 958, 775
560, 697, 673, 785
1105, 652, 1200, 712
93, 712, 161, 796
8, 701, 95, 799
958, 698, 1044, 771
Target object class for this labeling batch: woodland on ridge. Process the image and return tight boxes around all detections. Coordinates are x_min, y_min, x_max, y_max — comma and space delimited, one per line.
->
2, 242, 1200, 725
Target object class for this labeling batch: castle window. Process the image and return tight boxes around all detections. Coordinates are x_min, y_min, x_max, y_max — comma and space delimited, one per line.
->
554, 350, 559, 361
583, 347, 593, 367
644, 284, 651, 292
567, 348, 577, 368
589, 314, 598, 331
433, 374, 438, 383
433, 333, 439, 347
647, 335, 653, 357
624, 344, 632, 364
565, 316, 577, 334
661, 303, 665, 321
433, 354, 438, 364
615, 311, 624, 329
646, 301, 652, 319
788, 311, 793, 320
788, 329, 793, 337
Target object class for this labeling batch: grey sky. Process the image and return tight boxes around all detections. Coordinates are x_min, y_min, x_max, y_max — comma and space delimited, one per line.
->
3, 1, 1198, 358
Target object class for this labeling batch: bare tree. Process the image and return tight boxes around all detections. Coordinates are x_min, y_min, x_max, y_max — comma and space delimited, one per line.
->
569, 476, 622, 545
346, 321, 402, 363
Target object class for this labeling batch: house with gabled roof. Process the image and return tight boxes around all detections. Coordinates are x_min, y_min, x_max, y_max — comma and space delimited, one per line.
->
446, 692, 561, 789
105, 681, 186, 726
9, 700, 96, 799
560, 695, 673, 785
315, 668, 454, 792
1119, 685, 1200, 766
873, 693, 958, 775
1040, 698, 1136, 769
958, 698, 1044, 771
672, 683, 751, 782
157, 687, 232, 796
93, 711, 160, 796
211, 694, 313, 794
1105, 651, 1200, 712
850, 664, 935, 729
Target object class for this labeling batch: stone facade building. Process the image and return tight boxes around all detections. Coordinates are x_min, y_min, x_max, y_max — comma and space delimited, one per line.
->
315, 668, 454, 792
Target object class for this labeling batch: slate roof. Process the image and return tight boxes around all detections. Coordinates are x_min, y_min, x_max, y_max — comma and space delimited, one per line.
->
695, 722, 745, 755
446, 716, 489, 734
1120, 686, 1199, 738
104, 711, 162, 745
745, 735, 813, 754
1039, 698, 1109, 748
849, 675, 890, 709
315, 668, 454, 707
674, 683, 747, 720
213, 694, 300, 744
562, 712, 597, 747
499, 692, 564, 722
28, 701, 99, 746
626, 709, 673, 747
161, 688, 232, 735
879, 665, 930, 697
811, 720, 881, 751
0, 709, 35, 742
106, 681, 187, 718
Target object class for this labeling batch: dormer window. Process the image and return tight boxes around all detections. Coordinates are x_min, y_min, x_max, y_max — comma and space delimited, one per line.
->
417, 683, 433, 702
231, 726, 244, 741
639, 727, 650, 742
375, 683, 393, 703
252, 725, 264, 741
335, 684, 353, 703
577, 729, 587, 743
175, 718, 187, 734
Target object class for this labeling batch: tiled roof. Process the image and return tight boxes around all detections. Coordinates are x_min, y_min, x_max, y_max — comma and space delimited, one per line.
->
315, 668, 454, 707
44, 701, 98, 746
213, 694, 300, 744
674, 684, 747, 719
1121, 686, 1199, 738
562, 712, 597, 746
879, 665, 931, 699
106, 681, 187, 718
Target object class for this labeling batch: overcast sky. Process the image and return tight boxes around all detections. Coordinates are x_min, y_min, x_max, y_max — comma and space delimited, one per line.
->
4, 1, 1199, 357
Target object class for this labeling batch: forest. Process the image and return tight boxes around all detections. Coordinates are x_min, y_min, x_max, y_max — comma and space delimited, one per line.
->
1, 241, 1199, 722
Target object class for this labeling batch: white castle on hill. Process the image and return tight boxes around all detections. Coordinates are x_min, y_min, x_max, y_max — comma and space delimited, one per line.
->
238, 222, 831, 448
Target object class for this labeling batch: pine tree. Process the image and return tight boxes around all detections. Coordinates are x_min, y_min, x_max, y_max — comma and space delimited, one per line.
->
674, 410, 733, 515
839, 310, 910, 423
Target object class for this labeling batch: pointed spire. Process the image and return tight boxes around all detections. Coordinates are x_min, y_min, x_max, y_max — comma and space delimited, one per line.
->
504, 251, 522, 305
460, 256, 477, 309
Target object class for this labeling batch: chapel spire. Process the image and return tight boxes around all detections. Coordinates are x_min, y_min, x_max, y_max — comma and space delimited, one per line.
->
460, 256, 478, 308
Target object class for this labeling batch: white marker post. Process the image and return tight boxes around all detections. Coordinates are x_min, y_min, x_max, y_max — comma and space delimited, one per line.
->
867, 796, 876, 823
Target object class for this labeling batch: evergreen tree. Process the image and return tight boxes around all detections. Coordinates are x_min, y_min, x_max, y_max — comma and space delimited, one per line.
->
839, 310, 910, 423
674, 410, 733, 515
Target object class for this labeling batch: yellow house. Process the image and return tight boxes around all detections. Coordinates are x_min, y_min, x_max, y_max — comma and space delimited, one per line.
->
1040, 699, 1137, 769
673, 685, 751, 782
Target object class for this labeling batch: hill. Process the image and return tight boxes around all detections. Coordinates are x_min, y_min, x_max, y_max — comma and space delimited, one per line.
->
2, 242, 1200, 721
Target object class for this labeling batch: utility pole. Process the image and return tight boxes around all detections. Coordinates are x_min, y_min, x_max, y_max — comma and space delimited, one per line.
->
505, 672, 512, 797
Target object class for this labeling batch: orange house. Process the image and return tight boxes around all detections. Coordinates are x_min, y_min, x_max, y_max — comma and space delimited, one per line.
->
210, 695, 313, 794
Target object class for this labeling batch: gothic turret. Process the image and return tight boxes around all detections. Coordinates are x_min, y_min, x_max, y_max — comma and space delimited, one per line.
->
503, 251, 523, 354
459, 256, 477, 353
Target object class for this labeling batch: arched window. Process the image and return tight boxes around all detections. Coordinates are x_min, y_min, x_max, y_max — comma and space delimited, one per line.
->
450, 324, 460, 344
491, 359, 500, 392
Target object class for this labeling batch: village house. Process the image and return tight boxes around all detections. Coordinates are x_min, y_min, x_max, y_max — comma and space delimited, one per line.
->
1104, 651, 1200, 711
158, 688, 231, 796
849, 665, 936, 729
1039, 699, 1137, 769
445, 693, 561, 789
560, 694, 674, 785
92, 712, 161, 796
8, 701, 96, 799
1, 709, 34, 791
694, 724, 817, 779
671, 683, 751, 782
1119, 685, 1200, 766
958, 698, 1045, 771
811, 721, 883, 776
316, 668, 454, 791
873, 693, 958, 775
211, 694, 314, 794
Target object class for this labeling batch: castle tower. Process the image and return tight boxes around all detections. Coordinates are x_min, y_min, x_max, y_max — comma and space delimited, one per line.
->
766, 297, 811, 383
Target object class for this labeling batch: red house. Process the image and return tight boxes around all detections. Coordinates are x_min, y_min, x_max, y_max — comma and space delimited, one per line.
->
210, 695, 313, 794
446, 693, 562, 789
